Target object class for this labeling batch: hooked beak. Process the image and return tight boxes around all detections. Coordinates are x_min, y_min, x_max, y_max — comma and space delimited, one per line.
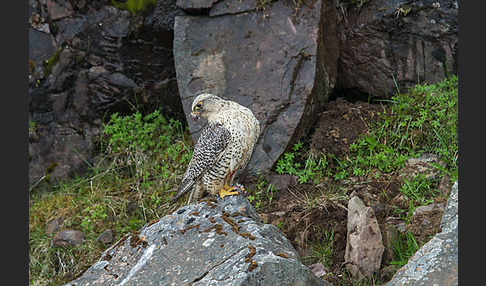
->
191, 112, 200, 121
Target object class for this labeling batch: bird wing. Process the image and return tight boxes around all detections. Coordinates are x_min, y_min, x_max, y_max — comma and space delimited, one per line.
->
169, 122, 231, 205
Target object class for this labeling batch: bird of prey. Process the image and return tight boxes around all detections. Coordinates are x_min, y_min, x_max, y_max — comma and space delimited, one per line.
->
169, 93, 260, 205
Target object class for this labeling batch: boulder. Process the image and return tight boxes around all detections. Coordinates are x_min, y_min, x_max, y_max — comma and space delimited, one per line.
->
29, 0, 184, 186
344, 196, 385, 278
337, 0, 458, 97
64, 195, 331, 285
386, 180, 458, 285
173, 0, 339, 178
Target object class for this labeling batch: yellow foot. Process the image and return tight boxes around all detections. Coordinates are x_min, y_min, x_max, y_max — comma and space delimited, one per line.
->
219, 183, 240, 199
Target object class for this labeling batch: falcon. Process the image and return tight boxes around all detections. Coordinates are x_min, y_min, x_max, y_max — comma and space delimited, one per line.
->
169, 93, 260, 205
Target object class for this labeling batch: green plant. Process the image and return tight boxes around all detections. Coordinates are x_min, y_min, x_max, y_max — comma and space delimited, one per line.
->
80, 205, 108, 233
302, 228, 334, 267
399, 175, 440, 205
257, 0, 271, 10
389, 230, 420, 268
276, 142, 329, 184
43, 46, 62, 77
277, 76, 458, 188
29, 121, 37, 135
102, 109, 192, 179
248, 173, 278, 210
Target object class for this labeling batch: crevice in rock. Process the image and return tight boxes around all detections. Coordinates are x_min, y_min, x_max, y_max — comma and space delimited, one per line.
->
191, 270, 209, 283
190, 245, 247, 283
329, 87, 381, 104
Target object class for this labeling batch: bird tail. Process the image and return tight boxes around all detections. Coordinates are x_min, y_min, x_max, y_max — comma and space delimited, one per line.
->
169, 178, 194, 205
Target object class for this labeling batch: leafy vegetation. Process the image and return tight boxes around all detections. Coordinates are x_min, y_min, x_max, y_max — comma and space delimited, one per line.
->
399, 174, 440, 206
389, 231, 420, 268
29, 110, 193, 285
277, 75, 458, 193
247, 172, 279, 210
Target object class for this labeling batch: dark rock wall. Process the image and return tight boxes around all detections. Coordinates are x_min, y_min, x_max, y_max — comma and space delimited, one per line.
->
336, 0, 458, 96
29, 0, 183, 185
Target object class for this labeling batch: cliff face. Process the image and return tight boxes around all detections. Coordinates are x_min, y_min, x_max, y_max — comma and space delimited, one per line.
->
29, 0, 184, 186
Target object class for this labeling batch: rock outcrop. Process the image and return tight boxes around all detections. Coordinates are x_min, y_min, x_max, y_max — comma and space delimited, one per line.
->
29, 0, 184, 185
64, 195, 331, 285
337, 0, 458, 97
173, 0, 339, 178
385, 180, 458, 285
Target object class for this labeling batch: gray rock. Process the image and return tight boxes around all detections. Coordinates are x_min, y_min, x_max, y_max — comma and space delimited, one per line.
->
337, 0, 458, 97
344, 196, 384, 278
401, 153, 447, 181
173, 0, 339, 178
412, 202, 445, 216
308, 262, 327, 278
210, 0, 259, 16
176, 0, 218, 12
46, 0, 73, 21
29, 27, 56, 64
64, 195, 331, 285
385, 180, 458, 286
97, 229, 116, 244
51, 230, 85, 247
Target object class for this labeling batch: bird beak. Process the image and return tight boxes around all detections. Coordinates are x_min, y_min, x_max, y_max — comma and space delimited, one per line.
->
191, 112, 200, 121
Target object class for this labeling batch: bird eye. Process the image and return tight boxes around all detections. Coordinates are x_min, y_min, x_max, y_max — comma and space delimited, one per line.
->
195, 102, 203, 110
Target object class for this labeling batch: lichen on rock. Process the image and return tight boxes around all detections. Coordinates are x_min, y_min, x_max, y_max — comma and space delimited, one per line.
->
64, 195, 331, 286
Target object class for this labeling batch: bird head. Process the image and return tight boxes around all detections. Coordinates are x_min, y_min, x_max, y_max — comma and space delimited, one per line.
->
191, 93, 226, 121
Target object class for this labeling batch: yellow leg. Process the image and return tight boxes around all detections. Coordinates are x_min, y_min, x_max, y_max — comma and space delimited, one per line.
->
219, 183, 240, 198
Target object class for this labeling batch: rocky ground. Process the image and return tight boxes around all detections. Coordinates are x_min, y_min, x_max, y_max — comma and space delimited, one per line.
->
255, 97, 453, 284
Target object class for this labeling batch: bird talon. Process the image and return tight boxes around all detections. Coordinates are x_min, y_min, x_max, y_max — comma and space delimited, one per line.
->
219, 183, 240, 198
233, 183, 248, 196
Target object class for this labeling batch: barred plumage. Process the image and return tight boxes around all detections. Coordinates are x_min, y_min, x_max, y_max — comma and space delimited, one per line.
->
169, 93, 260, 205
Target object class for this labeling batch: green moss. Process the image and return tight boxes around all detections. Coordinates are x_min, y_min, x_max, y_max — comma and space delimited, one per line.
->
29, 121, 37, 134
43, 47, 62, 78
111, 0, 157, 15
45, 162, 58, 181
46, 162, 58, 174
